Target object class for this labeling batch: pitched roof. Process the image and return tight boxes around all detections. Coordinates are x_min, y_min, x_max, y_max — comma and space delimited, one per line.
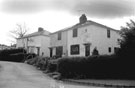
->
51, 20, 119, 34
17, 30, 50, 39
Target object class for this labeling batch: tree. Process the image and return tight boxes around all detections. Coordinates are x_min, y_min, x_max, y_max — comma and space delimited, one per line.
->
117, 20, 135, 59
116, 20, 135, 78
10, 23, 29, 39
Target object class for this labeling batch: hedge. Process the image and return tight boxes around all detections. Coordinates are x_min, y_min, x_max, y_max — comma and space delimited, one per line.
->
57, 55, 135, 79
0, 49, 36, 62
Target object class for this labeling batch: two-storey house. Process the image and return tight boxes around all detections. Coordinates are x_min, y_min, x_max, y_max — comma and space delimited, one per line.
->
16, 27, 50, 57
50, 14, 120, 57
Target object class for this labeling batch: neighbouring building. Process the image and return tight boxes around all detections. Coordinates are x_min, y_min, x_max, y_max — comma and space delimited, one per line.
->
16, 27, 50, 57
50, 14, 121, 57
0, 44, 11, 50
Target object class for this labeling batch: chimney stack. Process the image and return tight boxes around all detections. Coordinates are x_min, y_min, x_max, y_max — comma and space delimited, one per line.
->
38, 27, 44, 32
79, 14, 87, 24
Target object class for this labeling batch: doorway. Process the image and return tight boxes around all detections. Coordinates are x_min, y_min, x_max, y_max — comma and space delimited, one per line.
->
50, 48, 53, 57
56, 46, 63, 57
85, 44, 90, 56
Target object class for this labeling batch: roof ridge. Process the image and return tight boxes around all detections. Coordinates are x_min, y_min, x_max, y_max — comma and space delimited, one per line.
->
18, 30, 50, 39
51, 20, 119, 35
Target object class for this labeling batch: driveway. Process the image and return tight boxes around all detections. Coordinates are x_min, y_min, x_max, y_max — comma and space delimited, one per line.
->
0, 61, 103, 88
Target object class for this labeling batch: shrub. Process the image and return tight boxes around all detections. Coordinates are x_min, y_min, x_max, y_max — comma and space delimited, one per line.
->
45, 59, 58, 73
26, 56, 50, 70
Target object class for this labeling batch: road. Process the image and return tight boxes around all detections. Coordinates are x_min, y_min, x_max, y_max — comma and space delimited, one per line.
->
0, 61, 104, 88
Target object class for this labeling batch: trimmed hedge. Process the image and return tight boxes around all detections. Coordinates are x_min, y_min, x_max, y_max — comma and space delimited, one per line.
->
0, 48, 26, 56
25, 54, 135, 80
0, 49, 26, 62
0, 48, 37, 62
57, 55, 135, 79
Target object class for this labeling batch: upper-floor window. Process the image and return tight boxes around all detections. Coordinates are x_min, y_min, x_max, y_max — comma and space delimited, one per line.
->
107, 29, 110, 38
58, 32, 61, 40
73, 28, 78, 37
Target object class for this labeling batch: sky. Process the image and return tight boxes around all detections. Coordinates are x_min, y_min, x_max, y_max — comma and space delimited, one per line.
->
0, 0, 135, 45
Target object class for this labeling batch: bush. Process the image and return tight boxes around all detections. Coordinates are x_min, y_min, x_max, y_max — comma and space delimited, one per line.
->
26, 56, 50, 70
45, 59, 58, 73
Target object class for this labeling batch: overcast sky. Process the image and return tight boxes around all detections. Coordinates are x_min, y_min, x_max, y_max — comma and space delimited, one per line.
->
0, 0, 135, 45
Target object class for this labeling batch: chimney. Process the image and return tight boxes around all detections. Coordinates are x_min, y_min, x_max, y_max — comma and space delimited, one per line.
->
38, 27, 44, 32
79, 14, 87, 24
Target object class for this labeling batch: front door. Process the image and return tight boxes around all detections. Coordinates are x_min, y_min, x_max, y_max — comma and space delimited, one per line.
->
85, 44, 90, 56
50, 48, 53, 57
56, 46, 63, 58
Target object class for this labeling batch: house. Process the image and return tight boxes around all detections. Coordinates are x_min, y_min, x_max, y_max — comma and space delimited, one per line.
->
50, 14, 121, 57
16, 27, 50, 57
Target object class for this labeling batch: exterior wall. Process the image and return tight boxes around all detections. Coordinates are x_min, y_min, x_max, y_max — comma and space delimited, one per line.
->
50, 31, 68, 56
16, 35, 50, 57
40, 36, 50, 57
16, 38, 27, 48
27, 36, 42, 48
67, 24, 120, 57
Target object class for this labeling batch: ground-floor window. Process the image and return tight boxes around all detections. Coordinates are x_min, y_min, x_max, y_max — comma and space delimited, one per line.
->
108, 47, 111, 53
70, 44, 80, 55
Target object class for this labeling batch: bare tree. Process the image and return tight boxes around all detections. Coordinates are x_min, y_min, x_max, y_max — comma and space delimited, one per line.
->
10, 23, 29, 39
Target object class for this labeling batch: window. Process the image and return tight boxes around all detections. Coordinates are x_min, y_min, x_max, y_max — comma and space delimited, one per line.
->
58, 32, 61, 40
71, 44, 79, 55
108, 47, 111, 53
73, 28, 78, 37
107, 29, 110, 38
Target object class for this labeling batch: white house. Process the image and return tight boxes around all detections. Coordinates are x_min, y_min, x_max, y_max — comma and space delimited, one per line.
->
16, 27, 50, 57
50, 14, 121, 57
